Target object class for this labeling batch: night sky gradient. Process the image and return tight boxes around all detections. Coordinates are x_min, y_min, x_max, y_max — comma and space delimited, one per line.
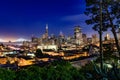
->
0, 0, 95, 41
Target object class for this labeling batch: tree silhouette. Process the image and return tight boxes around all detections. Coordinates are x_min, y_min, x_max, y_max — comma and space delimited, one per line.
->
35, 49, 43, 58
85, 0, 120, 57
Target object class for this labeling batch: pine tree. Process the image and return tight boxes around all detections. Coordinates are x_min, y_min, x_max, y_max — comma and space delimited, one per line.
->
85, 0, 120, 57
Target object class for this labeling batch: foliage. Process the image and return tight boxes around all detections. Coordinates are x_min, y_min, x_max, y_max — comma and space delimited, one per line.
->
85, 0, 120, 56
85, 0, 120, 31
95, 43, 119, 63
0, 59, 119, 80
0, 68, 15, 80
15, 66, 44, 80
35, 49, 50, 58
80, 60, 120, 80
35, 49, 47, 57
45, 60, 86, 80
35, 49, 43, 58
80, 62, 97, 80
0, 60, 86, 80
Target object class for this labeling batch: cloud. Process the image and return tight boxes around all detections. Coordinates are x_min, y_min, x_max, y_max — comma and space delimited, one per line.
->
60, 14, 98, 37
61, 14, 89, 22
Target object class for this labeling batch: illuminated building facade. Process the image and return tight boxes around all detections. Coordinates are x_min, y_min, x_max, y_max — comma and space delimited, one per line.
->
104, 33, 110, 41
74, 26, 83, 45
92, 34, 98, 43
87, 38, 92, 44
58, 31, 65, 48
31, 36, 38, 43
45, 24, 48, 39
82, 34, 87, 44
42, 24, 49, 45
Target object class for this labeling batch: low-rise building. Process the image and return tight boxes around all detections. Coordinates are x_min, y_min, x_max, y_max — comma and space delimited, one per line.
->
37, 45, 58, 51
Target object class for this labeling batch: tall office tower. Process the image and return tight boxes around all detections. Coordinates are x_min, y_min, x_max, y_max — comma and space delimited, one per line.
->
74, 26, 83, 45
106, 33, 110, 40
31, 35, 38, 43
87, 38, 92, 44
82, 34, 87, 44
42, 24, 49, 45
104, 33, 110, 41
49, 34, 55, 45
74, 26, 81, 38
45, 24, 48, 38
92, 34, 98, 43
58, 31, 65, 45
50, 34, 55, 39
59, 31, 64, 38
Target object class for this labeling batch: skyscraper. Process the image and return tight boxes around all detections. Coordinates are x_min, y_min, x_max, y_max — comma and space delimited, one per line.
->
41, 24, 49, 45
74, 26, 81, 39
59, 31, 63, 37
74, 26, 83, 45
45, 24, 48, 39
58, 31, 65, 45
31, 35, 38, 43
92, 34, 98, 43
82, 34, 87, 44
104, 33, 110, 41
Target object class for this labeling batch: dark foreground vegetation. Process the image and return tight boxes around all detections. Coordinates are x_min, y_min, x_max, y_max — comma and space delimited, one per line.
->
0, 60, 86, 80
0, 58, 119, 80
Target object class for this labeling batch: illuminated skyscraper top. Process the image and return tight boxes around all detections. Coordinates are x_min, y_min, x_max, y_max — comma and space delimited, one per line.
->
46, 24, 48, 30
45, 24, 48, 38
74, 26, 81, 33
104, 33, 110, 41
74, 26, 82, 39
59, 31, 64, 37
74, 26, 83, 45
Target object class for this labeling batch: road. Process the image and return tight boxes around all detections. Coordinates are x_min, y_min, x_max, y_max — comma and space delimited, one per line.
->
71, 57, 97, 68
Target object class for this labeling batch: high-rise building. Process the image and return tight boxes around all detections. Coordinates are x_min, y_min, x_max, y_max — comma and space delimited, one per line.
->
87, 38, 92, 44
57, 31, 65, 48
74, 26, 81, 39
74, 26, 83, 45
50, 34, 55, 39
31, 36, 38, 43
59, 31, 64, 38
48, 34, 56, 45
41, 24, 49, 45
104, 33, 110, 41
82, 34, 87, 44
92, 34, 98, 43
45, 24, 48, 39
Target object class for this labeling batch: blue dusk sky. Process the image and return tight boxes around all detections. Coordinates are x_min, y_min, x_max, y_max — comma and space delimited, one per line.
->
0, 0, 97, 41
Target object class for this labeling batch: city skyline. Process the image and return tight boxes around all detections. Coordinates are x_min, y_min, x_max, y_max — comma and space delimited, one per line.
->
0, 0, 113, 42
0, 0, 96, 41
0, 0, 119, 79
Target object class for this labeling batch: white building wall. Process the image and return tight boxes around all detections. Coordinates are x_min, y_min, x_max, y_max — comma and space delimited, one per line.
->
37, 45, 58, 51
